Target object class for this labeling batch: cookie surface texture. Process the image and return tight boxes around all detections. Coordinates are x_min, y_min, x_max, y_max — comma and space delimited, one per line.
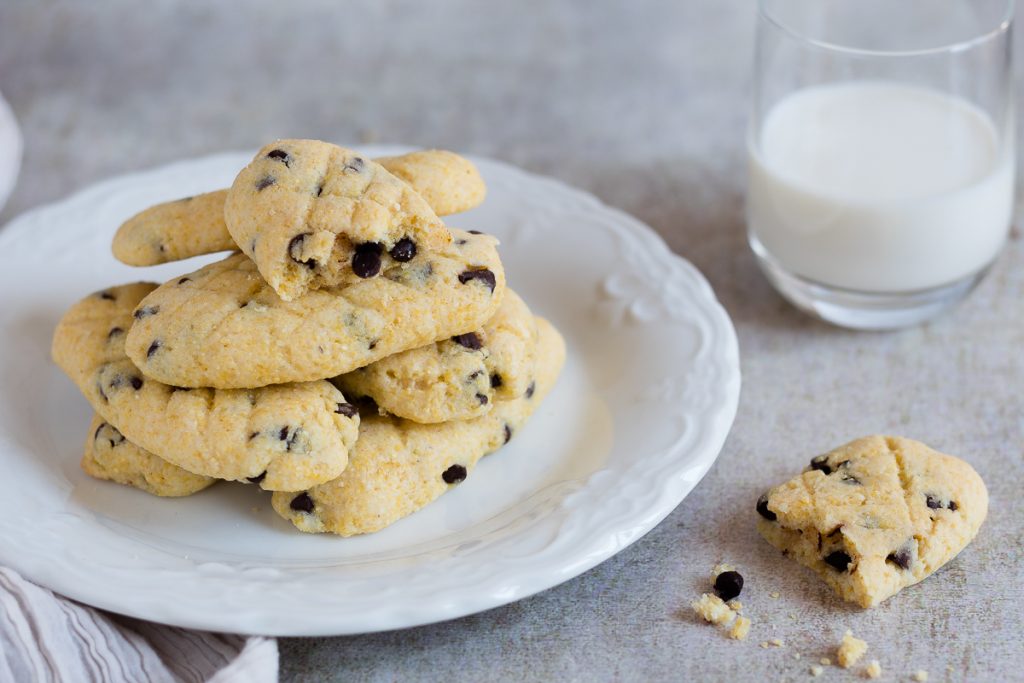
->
226, 139, 450, 301
112, 150, 484, 267
271, 316, 566, 536
82, 415, 216, 497
52, 284, 359, 490
124, 229, 505, 389
335, 288, 537, 423
756, 435, 988, 608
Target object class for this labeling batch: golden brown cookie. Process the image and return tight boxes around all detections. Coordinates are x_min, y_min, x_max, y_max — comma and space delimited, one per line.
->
271, 317, 565, 536
124, 229, 505, 389
52, 283, 359, 491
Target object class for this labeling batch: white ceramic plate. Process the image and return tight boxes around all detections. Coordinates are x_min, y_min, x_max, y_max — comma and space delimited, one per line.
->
0, 147, 740, 636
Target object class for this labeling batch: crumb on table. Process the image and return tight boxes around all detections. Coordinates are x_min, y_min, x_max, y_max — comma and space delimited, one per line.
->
810, 665, 824, 677
913, 670, 929, 682
864, 660, 882, 679
837, 630, 868, 668
692, 593, 733, 626
728, 615, 750, 640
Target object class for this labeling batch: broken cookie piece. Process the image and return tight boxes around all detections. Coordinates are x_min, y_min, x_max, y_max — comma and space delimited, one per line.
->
837, 630, 867, 668
756, 435, 988, 608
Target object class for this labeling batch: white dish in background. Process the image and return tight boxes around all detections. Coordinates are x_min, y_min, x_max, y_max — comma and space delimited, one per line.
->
0, 89, 21, 213
0, 147, 740, 636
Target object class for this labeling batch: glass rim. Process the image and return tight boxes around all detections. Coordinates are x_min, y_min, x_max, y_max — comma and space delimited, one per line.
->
758, 0, 1015, 58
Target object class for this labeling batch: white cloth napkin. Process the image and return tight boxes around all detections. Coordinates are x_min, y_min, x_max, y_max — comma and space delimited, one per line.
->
0, 568, 278, 683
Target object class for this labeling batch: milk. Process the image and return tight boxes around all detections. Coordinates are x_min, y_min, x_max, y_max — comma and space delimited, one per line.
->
748, 82, 1014, 293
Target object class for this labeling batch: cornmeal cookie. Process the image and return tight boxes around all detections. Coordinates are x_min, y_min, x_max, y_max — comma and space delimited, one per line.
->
226, 139, 451, 301
125, 229, 505, 389
756, 435, 987, 608
82, 415, 216, 497
271, 317, 565, 537
335, 288, 537, 423
52, 284, 360, 490
112, 150, 486, 267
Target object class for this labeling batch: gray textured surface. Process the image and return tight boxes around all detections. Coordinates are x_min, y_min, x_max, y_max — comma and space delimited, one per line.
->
1, 1, 1022, 681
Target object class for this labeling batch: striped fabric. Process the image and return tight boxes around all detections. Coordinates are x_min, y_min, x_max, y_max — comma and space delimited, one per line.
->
0, 568, 277, 683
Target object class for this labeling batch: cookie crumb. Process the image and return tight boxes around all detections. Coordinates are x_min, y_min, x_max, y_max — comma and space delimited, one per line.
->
810, 665, 824, 677
864, 660, 882, 679
692, 593, 735, 626
728, 599, 743, 611
729, 615, 751, 640
837, 630, 868, 668
770, 591, 781, 599
913, 670, 928, 682
760, 641, 770, 649
770, 638, 785, 647
819, 658, 832, 666
794, 653, 802, 661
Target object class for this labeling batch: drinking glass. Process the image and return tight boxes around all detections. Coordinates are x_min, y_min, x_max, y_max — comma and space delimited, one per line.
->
748, 0, 1015, 329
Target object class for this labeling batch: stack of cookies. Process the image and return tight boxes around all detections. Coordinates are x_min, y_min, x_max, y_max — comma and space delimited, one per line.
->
51, 139, 565, 536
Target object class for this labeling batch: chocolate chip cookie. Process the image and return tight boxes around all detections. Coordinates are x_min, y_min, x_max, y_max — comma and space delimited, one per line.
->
335, 288, 537, 423
271, 317, 565, 536
124, 229, 505, 389
756, 435, 988, 607
52, 283, 360, 490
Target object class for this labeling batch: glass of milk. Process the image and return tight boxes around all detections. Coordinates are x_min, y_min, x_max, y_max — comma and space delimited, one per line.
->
748, 0, 1015, 329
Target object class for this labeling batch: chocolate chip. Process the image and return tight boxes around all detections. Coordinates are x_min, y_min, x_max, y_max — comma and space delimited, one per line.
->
133, 306, 159, 320
335, 402, 357, 418
129, 376, 143, 390
247, 471, 267, 484
713, 570, 744, 602
809, 454, 832, 475
352, 242, 383, 278
344, 157, 365, 173
525, 382, 536, 399
266, 149, 290, 166
389, 238, 417, 262
99, 291, 116, 301
457, 268, 496, 292
255, 175, 276, 191
278, 426, 290, 441
756, 493, 776, 521
146, 340, 161, 358
468, 230, 483, 235
452, 332, 482, 349
948, 500, 959, 511
886, 543, 913, 570
107, 327, 123, 340
490, 373, 503, 388
824, 550, 852, 571
177, 277, 191, 285
925, 494, 943, 509
442, 464, 468, 484
504, 424, 512, 443
456, 239, 467, 246
290, 492, 315, 513
288, 233, 316, 269
476, 393, 488, 405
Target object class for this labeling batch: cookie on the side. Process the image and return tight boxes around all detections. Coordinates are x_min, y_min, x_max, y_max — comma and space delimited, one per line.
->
52, 284, 360, 491
125, 229, 505, 389
335, 288, 537, 423
82, 415, 216, 497
756, 435, 987, 608
271, 316, 565, 537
